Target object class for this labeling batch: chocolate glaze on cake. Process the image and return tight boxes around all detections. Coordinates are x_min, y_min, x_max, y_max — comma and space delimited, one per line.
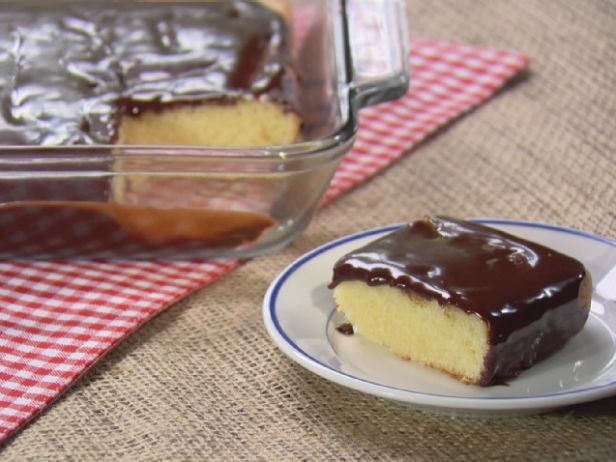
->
0, 0, 296, 145
329, 216, 591, 385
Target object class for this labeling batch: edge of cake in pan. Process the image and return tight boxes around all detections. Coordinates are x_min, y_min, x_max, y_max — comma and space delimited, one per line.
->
0, 0, 300, 147
329, 216, 592, 386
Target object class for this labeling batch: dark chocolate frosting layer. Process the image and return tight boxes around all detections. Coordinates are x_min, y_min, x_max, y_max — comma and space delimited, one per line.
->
330, 216, 588, 345
0, 1, 294, 145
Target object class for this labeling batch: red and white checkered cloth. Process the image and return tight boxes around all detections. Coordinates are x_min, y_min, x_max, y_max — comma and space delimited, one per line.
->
0, 39, 527, 442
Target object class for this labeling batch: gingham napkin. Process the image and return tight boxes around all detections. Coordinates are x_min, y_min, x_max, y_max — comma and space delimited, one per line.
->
0, 39, 527, 442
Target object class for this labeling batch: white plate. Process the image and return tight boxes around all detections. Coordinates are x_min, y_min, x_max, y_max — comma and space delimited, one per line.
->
263, 219, 616, 416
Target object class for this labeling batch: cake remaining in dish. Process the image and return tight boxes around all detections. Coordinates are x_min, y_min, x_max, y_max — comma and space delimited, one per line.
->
329, 216, 592, 386
0, 1, 302, 254
0, 0, 300, 146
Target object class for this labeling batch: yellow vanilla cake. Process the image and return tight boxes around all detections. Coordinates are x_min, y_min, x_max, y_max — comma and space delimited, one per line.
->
329, 216, 592, 386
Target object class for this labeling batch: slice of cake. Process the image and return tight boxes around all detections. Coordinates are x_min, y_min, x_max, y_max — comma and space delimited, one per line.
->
329, 216, 592, 386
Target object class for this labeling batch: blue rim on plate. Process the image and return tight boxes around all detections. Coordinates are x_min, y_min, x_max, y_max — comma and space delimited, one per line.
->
263, 219, 616, 413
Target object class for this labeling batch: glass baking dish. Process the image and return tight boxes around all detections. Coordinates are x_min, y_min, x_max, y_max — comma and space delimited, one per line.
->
0, 0, 409, 259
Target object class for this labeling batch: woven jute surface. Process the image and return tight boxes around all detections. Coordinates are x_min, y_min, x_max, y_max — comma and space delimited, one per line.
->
3, 0, 615, 460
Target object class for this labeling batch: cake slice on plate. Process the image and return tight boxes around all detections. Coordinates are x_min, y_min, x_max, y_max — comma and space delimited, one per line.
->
329, 216, 592, 386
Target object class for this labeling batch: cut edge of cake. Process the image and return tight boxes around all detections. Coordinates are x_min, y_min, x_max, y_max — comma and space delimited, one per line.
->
333, 275, 592, 386
332, 281, 491, 385
116, 97, 301, 147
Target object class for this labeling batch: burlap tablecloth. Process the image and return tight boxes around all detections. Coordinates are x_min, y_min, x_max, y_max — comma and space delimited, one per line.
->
3, 0, 615, 460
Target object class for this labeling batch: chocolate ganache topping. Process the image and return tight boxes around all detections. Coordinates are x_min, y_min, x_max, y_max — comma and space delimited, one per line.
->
329, 216, 589, 346
0, 1, 295, 145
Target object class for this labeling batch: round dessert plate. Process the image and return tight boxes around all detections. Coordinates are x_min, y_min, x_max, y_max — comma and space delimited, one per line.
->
263, 219, 616, 416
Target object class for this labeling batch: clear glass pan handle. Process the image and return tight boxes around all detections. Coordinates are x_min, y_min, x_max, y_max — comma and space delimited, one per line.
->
345, 0, 410, 110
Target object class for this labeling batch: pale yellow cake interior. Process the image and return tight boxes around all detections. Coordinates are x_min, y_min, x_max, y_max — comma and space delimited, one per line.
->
117, 99, 300, 147
333, 281, 491, 384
